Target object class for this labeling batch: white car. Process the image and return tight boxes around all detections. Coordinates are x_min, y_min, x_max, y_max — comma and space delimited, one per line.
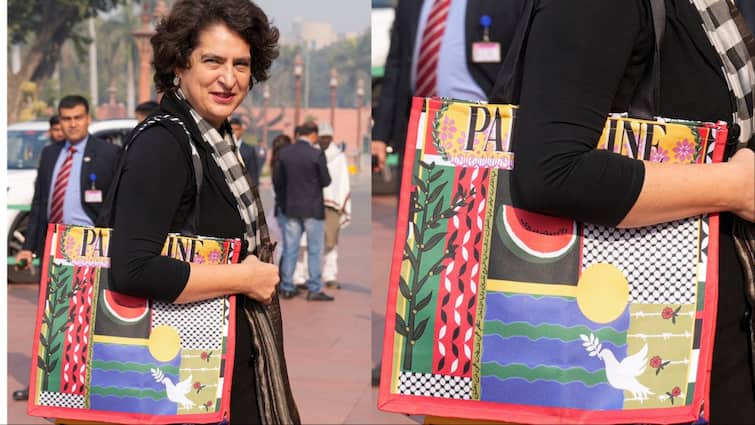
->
7, 119, 138, 282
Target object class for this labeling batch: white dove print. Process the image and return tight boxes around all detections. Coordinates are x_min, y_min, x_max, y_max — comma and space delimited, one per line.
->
581, 333, 653, 401
151, 368, 195, 409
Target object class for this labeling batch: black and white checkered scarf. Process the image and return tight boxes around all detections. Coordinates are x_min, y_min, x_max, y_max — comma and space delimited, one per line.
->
176, 89, 261, 254
690, 0, 755, 147
690, 0, 755, 385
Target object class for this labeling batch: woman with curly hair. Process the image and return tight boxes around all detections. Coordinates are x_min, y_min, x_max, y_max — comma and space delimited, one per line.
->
107, 0, 299, 423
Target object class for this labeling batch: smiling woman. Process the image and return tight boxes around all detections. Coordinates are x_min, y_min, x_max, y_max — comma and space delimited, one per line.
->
105, 0, 299, 424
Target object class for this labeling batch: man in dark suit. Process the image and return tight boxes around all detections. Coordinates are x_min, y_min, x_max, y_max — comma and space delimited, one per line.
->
372, 0, 526, 173
230, 116, 261, 185
12, 95, 120, 402
274, 121, 333, 301
15, 95, 121, 269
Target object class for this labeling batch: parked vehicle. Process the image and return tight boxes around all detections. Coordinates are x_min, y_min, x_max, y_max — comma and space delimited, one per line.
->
7, 119, 138, 283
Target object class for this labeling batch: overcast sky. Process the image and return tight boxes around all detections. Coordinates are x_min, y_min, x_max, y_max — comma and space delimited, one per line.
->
253, 0, 371, 36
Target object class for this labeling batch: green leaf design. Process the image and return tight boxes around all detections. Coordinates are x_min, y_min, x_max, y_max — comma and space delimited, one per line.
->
395, 314, 409, 337
426, 181, 447, 204
413, 318, 430, 341
415, 293, 433, 311
416, 178, 428, 194
423, 232, 447, 252
399, 276, 411, 299
428, 170, 443, 183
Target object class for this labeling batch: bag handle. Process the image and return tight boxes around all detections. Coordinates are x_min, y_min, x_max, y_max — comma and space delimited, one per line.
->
490, 0, 666, 119
96, 114, 203, 235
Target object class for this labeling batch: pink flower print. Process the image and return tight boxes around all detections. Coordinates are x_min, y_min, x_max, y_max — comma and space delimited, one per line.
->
195, 253, 206, 264
650, 145, 670, 163
456, 131, 467, 148
63, 235, 78, 255
439, 117, 458, 142
200, 351, 212, 362
208, 250, 221, 263
673, 139, 695, 163
203, 400, 213, 411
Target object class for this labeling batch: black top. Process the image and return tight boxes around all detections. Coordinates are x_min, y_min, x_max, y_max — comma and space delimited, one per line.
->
272, 139, 331, 219
501, 0, 754, 421
108, 93, 261, 424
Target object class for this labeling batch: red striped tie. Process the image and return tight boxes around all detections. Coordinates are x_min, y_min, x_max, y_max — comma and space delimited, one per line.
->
49, 146, 76, 224
415, 0, 452, 97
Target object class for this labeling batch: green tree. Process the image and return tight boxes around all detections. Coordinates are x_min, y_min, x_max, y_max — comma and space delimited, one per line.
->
8, 0, 133, 122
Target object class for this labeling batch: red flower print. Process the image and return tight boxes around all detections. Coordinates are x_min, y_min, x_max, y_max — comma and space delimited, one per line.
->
651, 355, 671, 375
662, 305, 682, 324
650, 356, 662, 369
666, 386, 683, 405
193, 382, 201, 390
203, 400, 213, 411
200, 351, 212, 362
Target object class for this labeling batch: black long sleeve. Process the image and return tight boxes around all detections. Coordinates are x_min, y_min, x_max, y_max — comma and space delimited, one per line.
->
510, 0, 649, 226
109, 125, 193, 302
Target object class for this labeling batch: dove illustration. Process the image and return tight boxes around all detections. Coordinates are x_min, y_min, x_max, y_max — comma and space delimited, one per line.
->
581, 333, 653, 401
151, 368, 195, 409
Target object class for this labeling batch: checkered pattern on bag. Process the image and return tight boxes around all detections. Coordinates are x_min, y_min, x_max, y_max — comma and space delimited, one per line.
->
582, 218, 699, 304
153, 299, 225, 350
39, 391, 85, 408
398, 371, 472, 399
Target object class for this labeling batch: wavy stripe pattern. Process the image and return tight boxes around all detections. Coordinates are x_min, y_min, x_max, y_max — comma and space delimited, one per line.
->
479, 376, 623, 409
484, 321, 626, 346
485, 292, 630, 330
481, 362, 606, 386
91, 360, 180, 375
481, 334, 626, 372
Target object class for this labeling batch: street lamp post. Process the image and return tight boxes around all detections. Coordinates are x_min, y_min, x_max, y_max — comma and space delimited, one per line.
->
132, 2, 155, 103
293, 54, 303, 129
329, 67, 338, 129
356, 78, 365, 159
262, 85, 270, 152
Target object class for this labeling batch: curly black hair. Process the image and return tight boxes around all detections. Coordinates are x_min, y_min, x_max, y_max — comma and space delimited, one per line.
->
151, 0, 279, 93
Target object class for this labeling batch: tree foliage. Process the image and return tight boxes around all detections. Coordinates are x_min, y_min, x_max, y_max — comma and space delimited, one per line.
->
8, 0, 134, 121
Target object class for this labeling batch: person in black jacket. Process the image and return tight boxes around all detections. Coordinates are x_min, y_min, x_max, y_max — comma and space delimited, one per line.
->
107, 1, 299, 423
273, 121, 333, 301
492, 0, 754, 422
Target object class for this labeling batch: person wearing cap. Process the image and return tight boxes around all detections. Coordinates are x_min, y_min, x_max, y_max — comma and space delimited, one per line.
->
293, 121, 351, 289
230, 116, 261, 185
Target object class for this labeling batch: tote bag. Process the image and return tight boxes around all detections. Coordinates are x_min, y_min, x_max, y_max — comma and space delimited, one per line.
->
27, 223, 241, 424
378, 96, 727, 424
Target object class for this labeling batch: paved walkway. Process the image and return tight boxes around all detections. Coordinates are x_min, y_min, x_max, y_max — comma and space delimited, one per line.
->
6, 175, 416, 424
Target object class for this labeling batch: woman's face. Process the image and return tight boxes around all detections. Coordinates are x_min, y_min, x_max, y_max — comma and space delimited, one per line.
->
176, 23, 252, 128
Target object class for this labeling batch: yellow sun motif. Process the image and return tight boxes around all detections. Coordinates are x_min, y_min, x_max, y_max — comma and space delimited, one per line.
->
576, 263, 629, 324
148, 325, 181, 362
